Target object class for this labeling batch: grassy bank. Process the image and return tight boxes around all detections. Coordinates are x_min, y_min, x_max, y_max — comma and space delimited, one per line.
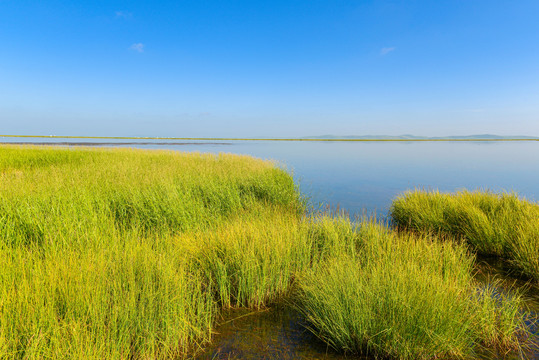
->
0, 145, 534, 359
391, 190, 539, 281
0, 145, 304, 358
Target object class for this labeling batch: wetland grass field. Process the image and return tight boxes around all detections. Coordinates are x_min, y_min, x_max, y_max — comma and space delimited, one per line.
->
0, 145, 537, 359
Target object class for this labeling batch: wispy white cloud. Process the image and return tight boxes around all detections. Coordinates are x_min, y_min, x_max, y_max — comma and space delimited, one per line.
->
457, 108, 486, 113
115, 10, 132, 18
380, 47, 396, 55
130, 43, 144, 53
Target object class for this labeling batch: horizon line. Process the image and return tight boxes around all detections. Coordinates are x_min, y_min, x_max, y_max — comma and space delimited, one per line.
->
1, 134, 539, 142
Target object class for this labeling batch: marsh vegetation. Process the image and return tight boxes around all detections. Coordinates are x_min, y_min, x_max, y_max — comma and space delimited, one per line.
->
391, 190, 539, 281
0, 145, 536, 359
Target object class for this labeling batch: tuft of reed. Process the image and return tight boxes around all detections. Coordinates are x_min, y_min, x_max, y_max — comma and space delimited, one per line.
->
390, 189, 539, 280
295, 222, 532, 359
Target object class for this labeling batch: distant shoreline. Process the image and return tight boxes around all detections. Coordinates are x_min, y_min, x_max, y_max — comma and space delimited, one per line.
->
0, 141, 232, 146
1, 135, 538, 142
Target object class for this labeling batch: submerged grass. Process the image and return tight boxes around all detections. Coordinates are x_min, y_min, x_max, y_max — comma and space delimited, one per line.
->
0, 145, 535, 359
390, 189, 539, 281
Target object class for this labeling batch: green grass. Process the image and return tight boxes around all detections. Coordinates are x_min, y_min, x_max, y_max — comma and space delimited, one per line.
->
0, 145, 535, 359
391, 189, 539, 281
295, 222, 531, 359
0, 145, 304, 359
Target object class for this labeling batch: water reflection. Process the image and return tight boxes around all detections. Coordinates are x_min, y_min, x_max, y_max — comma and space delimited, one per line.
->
475, 257, 539, 357
196, 306, 363, 360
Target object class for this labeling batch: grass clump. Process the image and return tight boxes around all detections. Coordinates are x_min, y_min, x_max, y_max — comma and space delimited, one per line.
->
0, 241, 215, 359
182, 209, 315, 309
391, 189, 539, 280
296, 222, 531, 359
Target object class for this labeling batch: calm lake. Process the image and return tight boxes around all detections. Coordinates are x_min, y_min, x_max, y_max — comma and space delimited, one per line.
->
3, 137, 539, 359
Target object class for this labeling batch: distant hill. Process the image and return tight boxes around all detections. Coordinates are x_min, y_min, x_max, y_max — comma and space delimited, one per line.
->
302, 134, 539, 140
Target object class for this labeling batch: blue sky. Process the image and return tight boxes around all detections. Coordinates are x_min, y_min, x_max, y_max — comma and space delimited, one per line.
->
1, 0, 539, 137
